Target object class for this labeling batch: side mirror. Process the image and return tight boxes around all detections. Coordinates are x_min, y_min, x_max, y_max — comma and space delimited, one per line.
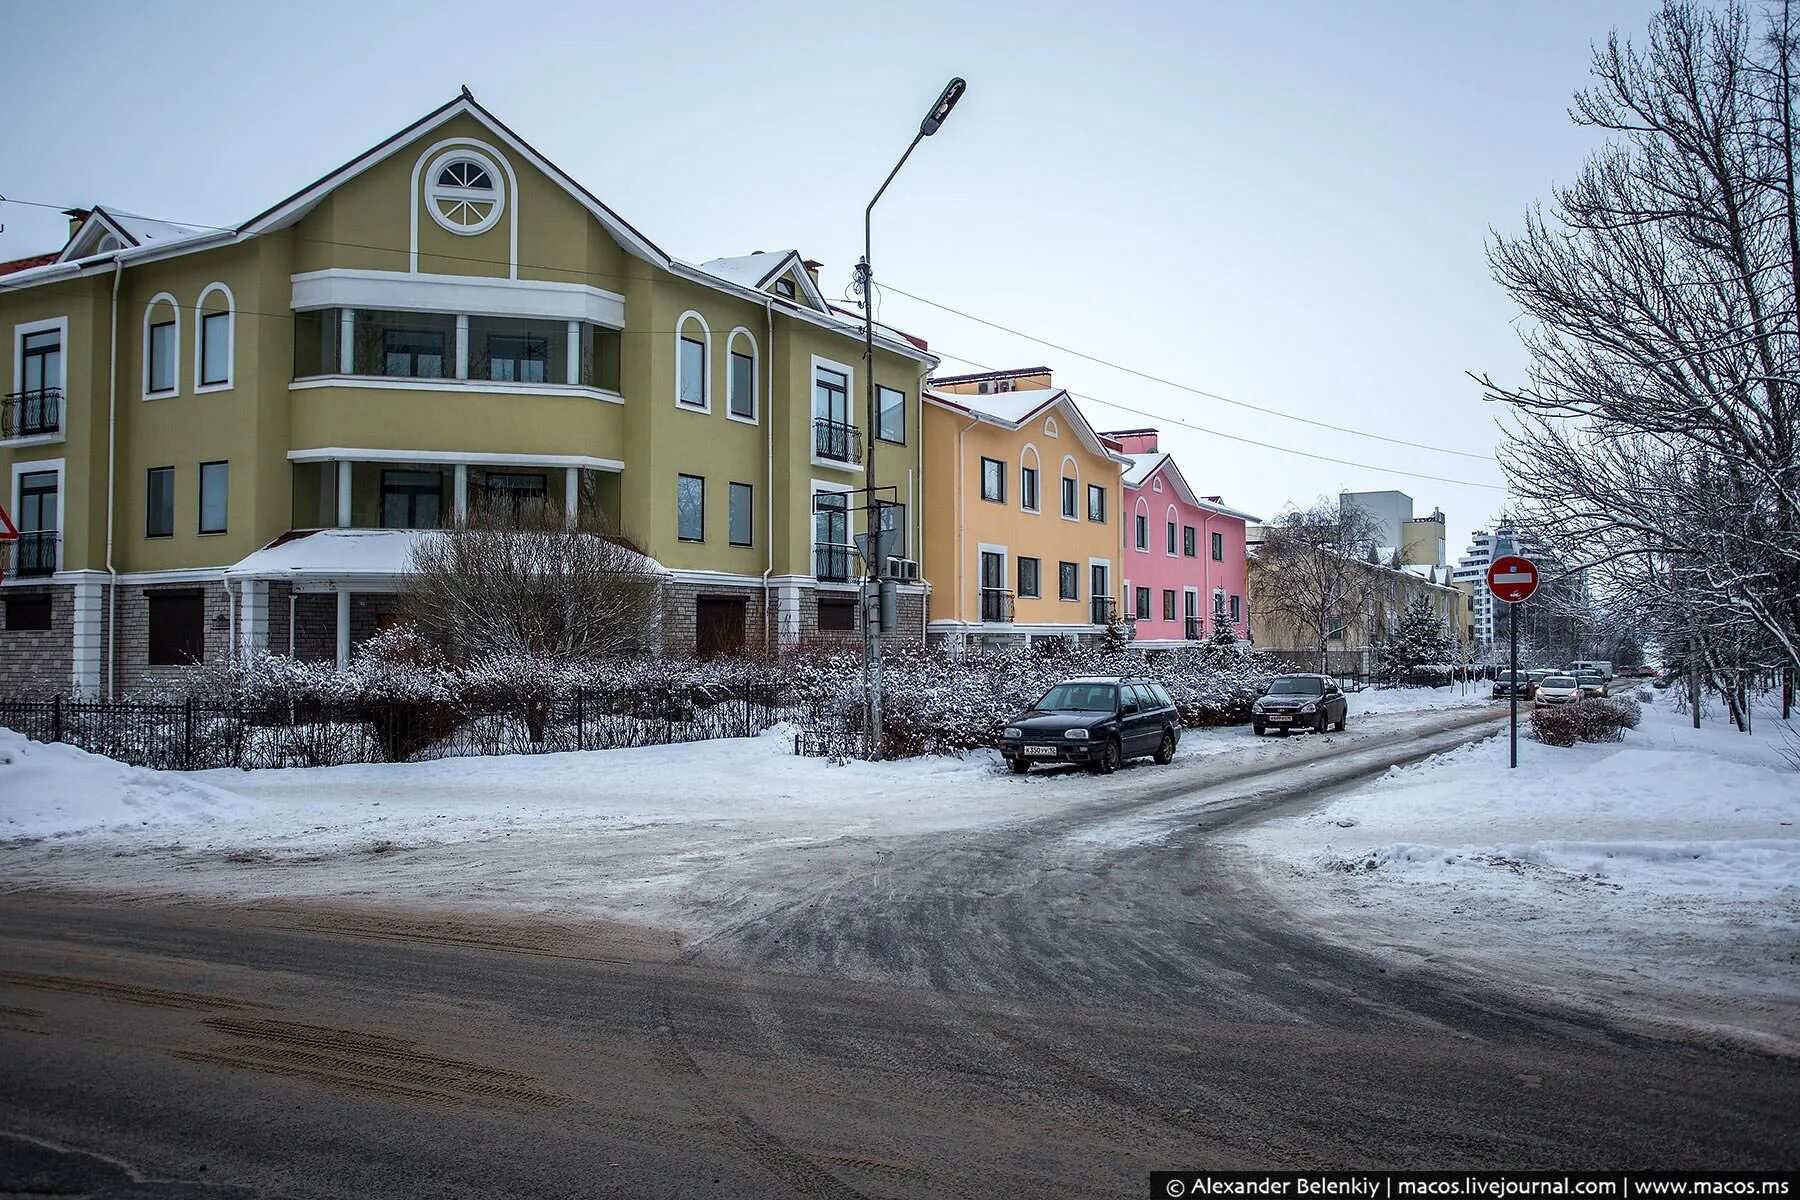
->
1121, 698, 1140, 715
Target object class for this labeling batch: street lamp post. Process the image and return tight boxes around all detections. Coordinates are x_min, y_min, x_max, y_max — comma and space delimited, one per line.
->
858, 77, 965, 759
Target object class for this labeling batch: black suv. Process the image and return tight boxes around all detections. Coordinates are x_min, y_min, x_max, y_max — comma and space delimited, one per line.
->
998, 676, 1181, 774
1251, 673, 1348, 735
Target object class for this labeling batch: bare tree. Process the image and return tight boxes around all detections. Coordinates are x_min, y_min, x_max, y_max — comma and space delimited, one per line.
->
1477, 1, 1800, 689
401, 495, 664, 663
1249, 498, 1386, 674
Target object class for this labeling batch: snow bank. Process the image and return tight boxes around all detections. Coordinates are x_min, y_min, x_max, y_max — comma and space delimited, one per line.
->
1348, 685, 1493, 716
0, 727, 256, 840
1237, 698, 1800, 1047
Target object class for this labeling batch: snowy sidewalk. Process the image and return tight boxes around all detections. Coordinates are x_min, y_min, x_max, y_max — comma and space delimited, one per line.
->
1232, 697, 1800, 1051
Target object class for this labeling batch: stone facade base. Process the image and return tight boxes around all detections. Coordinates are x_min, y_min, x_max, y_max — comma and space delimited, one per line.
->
661, 581, 926, 657
0, 584, 75, 696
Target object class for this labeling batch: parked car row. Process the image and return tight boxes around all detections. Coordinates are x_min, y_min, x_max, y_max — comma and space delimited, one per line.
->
1493, 664, 1614, 702
998, 670, 1354, 775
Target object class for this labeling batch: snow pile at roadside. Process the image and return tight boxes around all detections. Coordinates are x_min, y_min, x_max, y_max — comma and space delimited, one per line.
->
1348, 685, 1494, 717
1236, 698, 1800, 1046
0, 727, 256, 840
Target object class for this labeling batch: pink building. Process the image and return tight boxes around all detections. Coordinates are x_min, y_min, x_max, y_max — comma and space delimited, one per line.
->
1106, 429, 1258, 645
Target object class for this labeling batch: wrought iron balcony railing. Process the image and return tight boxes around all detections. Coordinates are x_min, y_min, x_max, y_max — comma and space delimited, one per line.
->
980, 587, 1014, 624
9, 531, 58, 577
1185, 616, 1202, 640
1090, 595, 1118, 626
2, 388, 63, 439
813, 417, 863, 464
814, 542, 855, 582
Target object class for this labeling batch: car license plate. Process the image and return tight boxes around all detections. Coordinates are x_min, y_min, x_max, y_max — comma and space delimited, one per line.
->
1024, 745, 1058, 757
1267, 715, 1292, 723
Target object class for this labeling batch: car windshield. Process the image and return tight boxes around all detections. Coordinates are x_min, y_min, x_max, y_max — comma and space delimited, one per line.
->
1545, 676, 1577, 687
1035, 683, 1118, 712
1267, 677, 1325, 696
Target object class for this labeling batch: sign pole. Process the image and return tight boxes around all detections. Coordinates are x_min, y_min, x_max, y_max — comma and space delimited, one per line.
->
1509, 602, 1519, 769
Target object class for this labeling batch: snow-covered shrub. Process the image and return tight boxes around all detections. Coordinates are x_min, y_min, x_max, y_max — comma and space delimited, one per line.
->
1530, 697, 1636, 747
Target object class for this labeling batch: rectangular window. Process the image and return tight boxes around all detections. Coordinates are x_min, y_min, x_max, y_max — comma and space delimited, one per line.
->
380, 468, 444, 529
1135, 513, 1148, 550
1163, 590, 1177, 621
349, 311, 455, 378
483, 334, 549, 383
1061, 476, 1077, 518
1087, 484, 1106, 523
1058, 561, 1079, 601
817, 595, 857, 631
677, 474, 705, 541
146, 467, 174, 538
1020, 466, 1039, 512
4, 593, 52, 631
1183, 526, 1197, 557
729, 351, 755, 419
1135, 586, 1151, 620
728, 481, 753, 546
1166, 521, 1177, 555
813, 365, 853, 460
198, 461, 228, 534
148, 321, 176, 394
381, 329, 447, 378
479, 471, 546, 525
877, 385, 905, 443
21, 328, 62, 394
469, 316, 569, 385
875, 501, 905, 563
147, 590, 204, 665
1018, 556, 1041, 598
980, 457, 1005, 503
678, 336, 706, 407
813, 492, 850, 580
1230, 594, 1242, 623
1212, 530, 1225, 561
200, 311, 231, 386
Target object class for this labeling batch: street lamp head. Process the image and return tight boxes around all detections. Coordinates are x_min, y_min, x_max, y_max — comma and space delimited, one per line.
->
919, 77, 966, 136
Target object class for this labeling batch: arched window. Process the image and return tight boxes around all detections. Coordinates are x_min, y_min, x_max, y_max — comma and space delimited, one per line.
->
1166, 505, 1180, 556
195, 282, 235, 392
1059, 456, 1080, 520
1019, 444, 1041, 512
425, 150, 505, 235
725, 327, 757, 422
143, 292, 181, 399
676, 312, 710, 411
1132, 496, 1150, 551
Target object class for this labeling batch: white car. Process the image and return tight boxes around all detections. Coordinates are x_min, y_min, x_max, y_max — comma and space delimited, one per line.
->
1534, 675, 1583, 706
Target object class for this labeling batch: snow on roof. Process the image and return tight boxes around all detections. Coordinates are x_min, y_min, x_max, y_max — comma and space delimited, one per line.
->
106, 209, 211, 247
1121, 452, 1165, 488
941, 387, 1063, 424
224, 528, 667, 583
696, 251, 795, 290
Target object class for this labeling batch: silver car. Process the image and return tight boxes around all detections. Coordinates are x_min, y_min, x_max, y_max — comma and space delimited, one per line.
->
1534, 675, 1582, 705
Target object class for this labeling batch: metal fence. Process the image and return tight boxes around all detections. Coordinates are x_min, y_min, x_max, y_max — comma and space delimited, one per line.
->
0, 683, 786, 771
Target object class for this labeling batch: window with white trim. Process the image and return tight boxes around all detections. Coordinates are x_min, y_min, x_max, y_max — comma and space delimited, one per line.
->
728, 333, 756, 420
426, 153, 505, 235
877, 385, 905, 443
677, 318, 708, 409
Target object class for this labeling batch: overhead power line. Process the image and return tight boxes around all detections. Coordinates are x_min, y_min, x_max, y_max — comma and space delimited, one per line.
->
879, 282, 1497, 463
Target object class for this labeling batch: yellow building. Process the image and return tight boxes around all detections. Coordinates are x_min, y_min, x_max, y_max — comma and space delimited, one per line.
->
922, 370, 1129, 647
0, 92, 938, 694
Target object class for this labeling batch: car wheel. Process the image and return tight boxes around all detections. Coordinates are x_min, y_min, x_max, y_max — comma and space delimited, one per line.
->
1094, 736, 1121, 774
1335, 710, 1348, 732
1153, 729, 1176, 765
1252, 722, 1265, 736
1008, 758, 1031, 774
1316, 711, 1329, 734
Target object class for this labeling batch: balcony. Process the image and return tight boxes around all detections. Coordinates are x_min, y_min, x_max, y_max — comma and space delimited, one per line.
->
814, 542, 855, 582
2, 388, 62, 440
8, 531, 58, 577
1185, 616, 1202, 641
1090, 596, 1118, 626
813, 417, 863, 465
980, 587, 1014, 624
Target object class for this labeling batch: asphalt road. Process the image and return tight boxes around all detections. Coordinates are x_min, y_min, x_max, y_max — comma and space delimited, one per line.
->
2, 706, 1794, 1198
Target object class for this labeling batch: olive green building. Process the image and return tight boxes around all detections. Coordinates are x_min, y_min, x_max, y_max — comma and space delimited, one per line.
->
0, 92, 935, 695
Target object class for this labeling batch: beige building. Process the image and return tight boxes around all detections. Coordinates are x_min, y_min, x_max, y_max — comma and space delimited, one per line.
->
0, 92, 937, 695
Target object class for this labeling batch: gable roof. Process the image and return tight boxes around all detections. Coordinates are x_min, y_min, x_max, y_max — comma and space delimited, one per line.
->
695, 250, 830, 311
237, 90, 667, 266
1119, 450, 1260, 522
926, 387, 1131, 464
56, 205, 213, 264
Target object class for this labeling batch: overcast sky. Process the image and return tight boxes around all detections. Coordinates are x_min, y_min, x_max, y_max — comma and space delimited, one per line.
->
2, 0, 1658, 560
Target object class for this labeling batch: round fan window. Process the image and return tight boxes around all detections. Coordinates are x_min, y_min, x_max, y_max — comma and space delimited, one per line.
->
425, 150, 505, 235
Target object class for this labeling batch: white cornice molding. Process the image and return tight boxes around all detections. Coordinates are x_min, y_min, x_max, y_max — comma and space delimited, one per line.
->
291, 268, 625, 326
286, 447, 624, 471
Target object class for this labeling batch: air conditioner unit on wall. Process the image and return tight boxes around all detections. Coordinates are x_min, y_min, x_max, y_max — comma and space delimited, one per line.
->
887, 556, 920, 582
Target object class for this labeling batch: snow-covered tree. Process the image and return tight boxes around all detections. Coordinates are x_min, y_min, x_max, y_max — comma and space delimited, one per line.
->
1375, 595, 1457, 684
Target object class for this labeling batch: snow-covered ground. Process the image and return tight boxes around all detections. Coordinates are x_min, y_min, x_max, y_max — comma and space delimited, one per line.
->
1232, 697, 1800, 1050
2, 687, 1486, 924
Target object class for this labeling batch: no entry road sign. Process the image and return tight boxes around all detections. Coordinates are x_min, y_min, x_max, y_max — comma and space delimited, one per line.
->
1487, 555, 1539, 603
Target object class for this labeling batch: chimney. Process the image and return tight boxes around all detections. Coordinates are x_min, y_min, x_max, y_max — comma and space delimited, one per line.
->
1098, 427, 1158, 455
802, 259, 822, 287
63, 208, 92, 239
